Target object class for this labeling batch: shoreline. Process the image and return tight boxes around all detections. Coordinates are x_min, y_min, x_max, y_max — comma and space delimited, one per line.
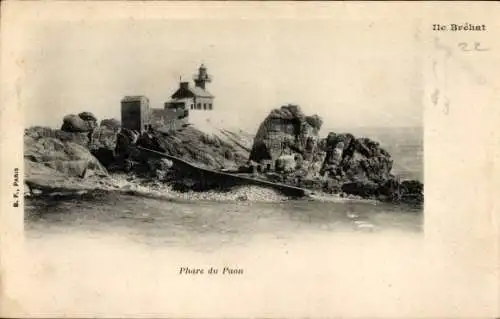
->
24, 173, 421, 210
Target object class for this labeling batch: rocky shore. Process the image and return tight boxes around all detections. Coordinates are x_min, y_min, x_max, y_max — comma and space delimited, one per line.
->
24, 107, 423, 206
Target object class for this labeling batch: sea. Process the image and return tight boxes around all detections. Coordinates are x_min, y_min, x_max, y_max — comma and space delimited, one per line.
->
16, 126, 429, 316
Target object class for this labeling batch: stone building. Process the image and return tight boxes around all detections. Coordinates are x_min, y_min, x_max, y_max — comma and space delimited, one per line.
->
121, 95, 150, 132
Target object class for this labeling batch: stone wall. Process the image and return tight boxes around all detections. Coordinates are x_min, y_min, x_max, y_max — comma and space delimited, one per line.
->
149, 107, 188, 131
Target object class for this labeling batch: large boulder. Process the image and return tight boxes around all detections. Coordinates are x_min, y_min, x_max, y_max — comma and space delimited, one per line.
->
305, 114, 323, 131
24, 160, 72, 194
78, 112, 98, 123
61, 112, 98, 133
144, 126, 249, 170
249, 104, 321, 163
320, 133, 393, 183
24, 135, 107, 178
90, 126, 118, 151
115, 128, 140, 158
400, 180, 424, 204
100, 118, 121, 131
89, 126, 120, 167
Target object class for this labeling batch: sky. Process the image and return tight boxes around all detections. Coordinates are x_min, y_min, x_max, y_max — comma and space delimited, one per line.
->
21, 15, 423, 133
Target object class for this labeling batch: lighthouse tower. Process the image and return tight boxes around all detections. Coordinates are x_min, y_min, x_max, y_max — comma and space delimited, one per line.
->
193, 64, 212, 89
173, 63, 215, 129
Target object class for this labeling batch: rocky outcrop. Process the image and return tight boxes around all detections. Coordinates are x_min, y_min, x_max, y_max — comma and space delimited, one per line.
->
61, 112, 98, 133
25, 113, 255, 198
320, 133, 393, 183
116, 128, 140, 154
24, 106, 422, 206
89, 126, 120, 167
247, 104, 423, 205
305, 115, 323, 131
106, 125, 254, 190
319, 134, 424, 204
24, 134, 107, 178
139, 126, 250, 170
319, 133, 422, 204
25, 126, 90, 147
26, 120, 121, 172
25, 113, 109, 182
247, 105, 327, 181
100, 118, 121, 131
249, 104, 322, 163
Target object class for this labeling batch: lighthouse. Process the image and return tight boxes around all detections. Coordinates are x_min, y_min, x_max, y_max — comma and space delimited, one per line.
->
167, 64, 215, 111
121, 64, 216, 132
193, 64, 212, 90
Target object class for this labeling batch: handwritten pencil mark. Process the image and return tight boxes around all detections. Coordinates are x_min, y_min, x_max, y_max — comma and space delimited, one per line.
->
458, 42, 490, 52
434, 37, 488, 85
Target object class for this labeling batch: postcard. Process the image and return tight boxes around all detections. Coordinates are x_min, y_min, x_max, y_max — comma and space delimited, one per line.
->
0, 2, 498, 318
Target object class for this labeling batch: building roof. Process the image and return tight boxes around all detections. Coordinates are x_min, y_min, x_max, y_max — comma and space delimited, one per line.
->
171, 85, 214, 99
190, 86, 214, 98
121, 95, 149, 102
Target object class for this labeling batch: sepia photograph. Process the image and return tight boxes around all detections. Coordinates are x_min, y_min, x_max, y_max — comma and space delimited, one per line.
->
1, 2, 498, 318
23, 14, 423, 243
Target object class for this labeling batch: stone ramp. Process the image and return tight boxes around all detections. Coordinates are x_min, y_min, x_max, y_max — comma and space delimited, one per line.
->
136, 146, 307, 198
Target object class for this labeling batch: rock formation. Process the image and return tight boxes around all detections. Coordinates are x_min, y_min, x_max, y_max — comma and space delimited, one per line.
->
24, 106, 422, 205
249, 104, 321, 163
25, 126, 90, 147
138, 126, 250, 170
320, 133, 393, 183
248, 104, 423, 205
100, 118, 121, 131
25, 112, 112, 192
24, 134, 107, 179
61, 112, 98, 133
89, 126, 120, 167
